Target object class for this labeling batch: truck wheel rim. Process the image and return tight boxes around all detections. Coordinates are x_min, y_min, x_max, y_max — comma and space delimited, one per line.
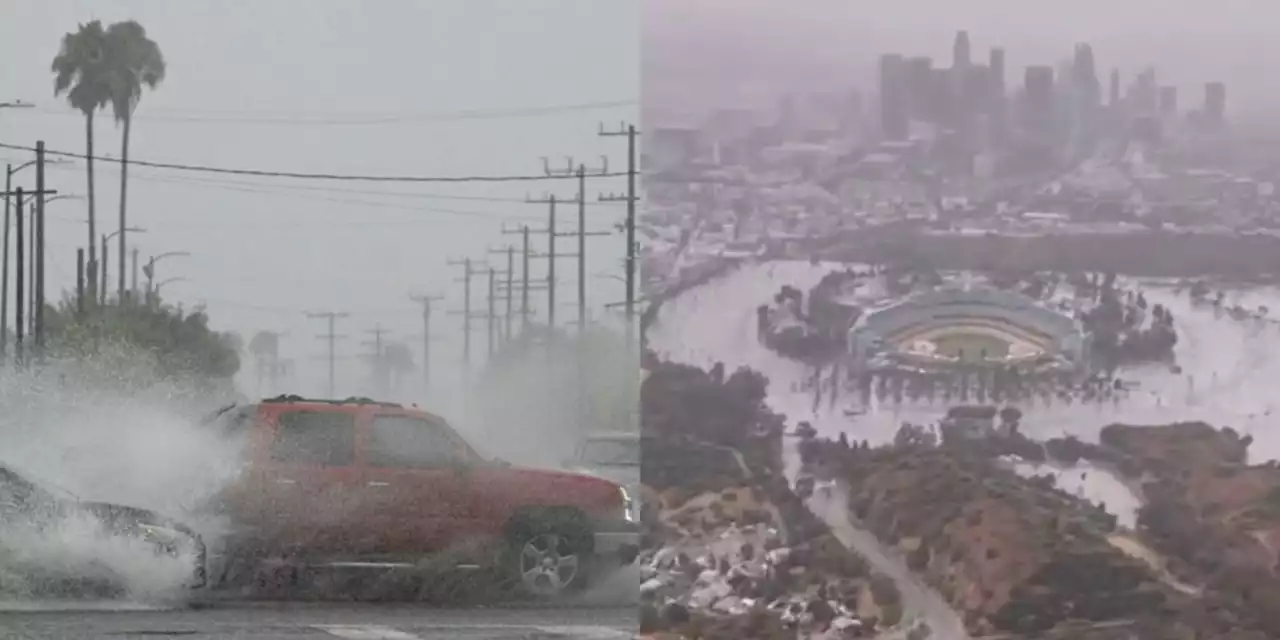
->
519, 533, 579, 596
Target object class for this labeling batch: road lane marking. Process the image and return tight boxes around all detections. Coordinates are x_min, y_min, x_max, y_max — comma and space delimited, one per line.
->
313, 624, 632, 639
313, 625, 422, 640
534, 625, 633, 639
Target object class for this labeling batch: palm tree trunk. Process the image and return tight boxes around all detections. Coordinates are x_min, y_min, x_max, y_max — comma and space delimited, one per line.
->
117, 113, 131, 300
85, 114, 97, 305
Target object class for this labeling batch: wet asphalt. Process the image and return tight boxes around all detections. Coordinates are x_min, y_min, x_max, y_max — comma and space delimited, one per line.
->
0, 601, 637, 639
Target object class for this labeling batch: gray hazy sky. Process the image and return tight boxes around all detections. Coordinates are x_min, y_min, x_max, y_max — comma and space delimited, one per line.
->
0, 0, 638, 410
644, 0, 1280, 123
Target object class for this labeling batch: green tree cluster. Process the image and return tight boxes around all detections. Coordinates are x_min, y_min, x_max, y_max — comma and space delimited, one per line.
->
641, 359, 780, 449
42, 296, 240, 390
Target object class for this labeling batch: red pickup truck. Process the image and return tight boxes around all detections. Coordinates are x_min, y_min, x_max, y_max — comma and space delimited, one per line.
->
202, 395, 638, 598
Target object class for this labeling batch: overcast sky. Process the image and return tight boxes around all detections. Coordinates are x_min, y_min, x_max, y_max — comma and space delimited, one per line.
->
645, 0, 1280, 124
0, 0, 638, 411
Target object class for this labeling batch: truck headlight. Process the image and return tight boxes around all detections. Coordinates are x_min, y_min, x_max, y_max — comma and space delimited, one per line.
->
619, 487, 637, 524
137, 523, 189, 556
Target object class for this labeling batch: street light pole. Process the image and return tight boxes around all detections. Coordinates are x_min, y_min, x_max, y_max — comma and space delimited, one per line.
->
101, 226, 144, 305
153, 276, 187, 297
143, 251, 190, 304
1, 164, 10, 361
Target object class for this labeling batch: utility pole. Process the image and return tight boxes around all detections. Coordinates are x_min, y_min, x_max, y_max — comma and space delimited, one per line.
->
487, 245, 517, 342
537, 158, 612, 331
1, 164, 10, 363
131, 248, 139, 300
13, 189, 22, 366
599, 122, 641, 345
501, 224, 538, 336
485, 268, 498, 358
0, 185, 57, 366
409, 293, 443, 400
76, 248, 85, 318
523, 195, 563, 332
446, 257, 487, 371
100, 237, 109, 306
306, 311, 349, 397
33, 141, 46, 357
362, 324, 392, 396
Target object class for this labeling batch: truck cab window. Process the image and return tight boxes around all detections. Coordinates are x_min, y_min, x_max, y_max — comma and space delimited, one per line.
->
270, 411, 356, 466
366, 415, 463, 469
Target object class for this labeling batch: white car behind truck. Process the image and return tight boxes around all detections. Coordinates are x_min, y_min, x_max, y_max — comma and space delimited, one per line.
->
565, 431, 641, 525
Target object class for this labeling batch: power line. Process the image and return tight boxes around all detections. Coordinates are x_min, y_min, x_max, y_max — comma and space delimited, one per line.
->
70, 170, 546, 222
23, 99, 637, 126
102, 167, 626, 206
172, 296, 419, 316
0, 141, 629, 184
10, 157, 626, 221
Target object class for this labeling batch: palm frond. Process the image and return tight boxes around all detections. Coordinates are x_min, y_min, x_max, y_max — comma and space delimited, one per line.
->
49, 21, 111, 114
102, 19, 166, 122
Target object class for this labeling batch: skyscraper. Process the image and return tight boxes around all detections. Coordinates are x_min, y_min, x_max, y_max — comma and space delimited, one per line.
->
1024, 66, 1055, 111
904, 56, 934, 120
1023, 65, 1056, 138
1205, 82, 1226, 124
953, 30, 971, 69
1072, 43, 1100, 106
988, 48, 1008, 147
988, 48, 1006, 99
1109, 69, 1121, 106
879, 54, 909, 139
928, 67, 955, 126
1158, 86, 1178, 116
1132, 68, 1158, 113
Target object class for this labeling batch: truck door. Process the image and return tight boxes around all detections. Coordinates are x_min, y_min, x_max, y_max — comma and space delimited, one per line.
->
258, 408, 365, 557
360, 412, 473, 555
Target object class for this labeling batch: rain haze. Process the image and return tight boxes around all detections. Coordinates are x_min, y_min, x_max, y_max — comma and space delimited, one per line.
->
0, 0, 643, 629
645, 0, 1280, 128
638, 0, 1280, 637
1, 0, 639, 417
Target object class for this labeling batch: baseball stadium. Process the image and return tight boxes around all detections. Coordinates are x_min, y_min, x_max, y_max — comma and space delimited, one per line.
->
846, 285, 1090, 375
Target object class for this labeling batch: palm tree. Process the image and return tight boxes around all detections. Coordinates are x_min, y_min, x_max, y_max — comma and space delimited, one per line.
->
248, 330, 281, 394
51, 20, 111, 301
380, 342, 415, 392
104, 20, 165, 299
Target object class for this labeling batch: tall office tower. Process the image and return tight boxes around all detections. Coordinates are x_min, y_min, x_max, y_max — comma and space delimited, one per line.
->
1158, 86, 1178, 116
1024, 66, 1055, 111
1133, 67, 1158, 113
904, 56, 934, 119
988, 48, 1006, 98
953, 30, 971, 68
929, 67, 956, 125
1072, 43, 1100, 106
1023, 65, 1056, 135
1109, 68, 1121, 106
961, 65, 991, 113
1205, 81, 1226, 124
879, 54, 909, 139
